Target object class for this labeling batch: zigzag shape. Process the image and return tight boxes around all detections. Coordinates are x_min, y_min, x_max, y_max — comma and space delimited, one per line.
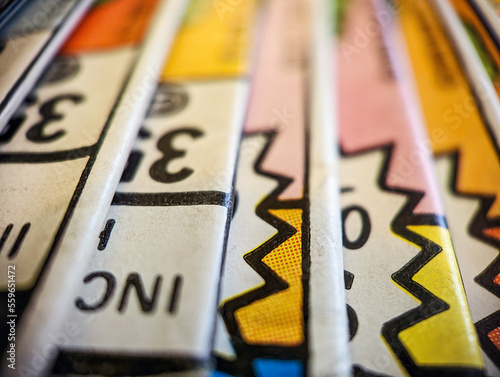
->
443, 152, 500, 297
440, 151, 500, 367
341, 144, 483, 377
220, 130, 308, 375
442, 153, 500, 293
395, 0, 500, 367
433, 0, 500, 290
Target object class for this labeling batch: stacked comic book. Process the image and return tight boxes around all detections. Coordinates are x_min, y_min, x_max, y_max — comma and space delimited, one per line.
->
1, 0, 500, 376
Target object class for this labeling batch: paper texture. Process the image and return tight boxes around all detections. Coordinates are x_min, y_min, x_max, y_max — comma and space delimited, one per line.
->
450, 0, 500, 98
213, 0, 350, 376
467, 0, 500, 41
0, 0, 187, 375
0, 0, 93, 130
51, 0, 260, 375
393, 0, 500, 374
337, 0, 484, 375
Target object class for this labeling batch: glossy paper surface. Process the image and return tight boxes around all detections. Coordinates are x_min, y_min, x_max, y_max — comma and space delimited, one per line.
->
214, 1, 350, 376
53, 0, 260, 374
395, 0, 500, 373
338, 0, 484, 375
0, 0, 187, 374
0, 0, 93, 130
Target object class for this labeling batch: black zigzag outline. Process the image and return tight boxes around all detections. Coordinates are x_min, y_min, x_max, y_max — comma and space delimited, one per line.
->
435, 0, 500, 366
438, 150, 500, 368
219, 131, 308, 377
445, 153, 500, 299
475, 310, 500, 367
470, 196, 500, 299
340, 144, 484, 377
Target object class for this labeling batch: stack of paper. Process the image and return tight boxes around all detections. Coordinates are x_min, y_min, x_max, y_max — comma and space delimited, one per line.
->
1, 0, 500, 376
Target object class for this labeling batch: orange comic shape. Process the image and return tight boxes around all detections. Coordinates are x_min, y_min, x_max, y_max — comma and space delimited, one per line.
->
489, 327, 500, 351
61, 0, 160, 54
484, 227, 500, 244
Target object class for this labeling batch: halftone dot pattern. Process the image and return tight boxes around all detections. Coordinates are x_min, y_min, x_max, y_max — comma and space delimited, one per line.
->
485, 229, 500, 287
488, 327, 500, 350
484, 227, 500, 243
396, 226, 483, 366
234, 208, 304, 346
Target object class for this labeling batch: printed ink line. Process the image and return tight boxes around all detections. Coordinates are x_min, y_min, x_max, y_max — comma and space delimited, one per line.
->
112, 191, 231, 207
0, 224, 13, 253
0, 223, 30, 259
97, 219, 115, 251
0, 145, 94, 164
167, 275, 182, 314
8, 223, 30, 259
